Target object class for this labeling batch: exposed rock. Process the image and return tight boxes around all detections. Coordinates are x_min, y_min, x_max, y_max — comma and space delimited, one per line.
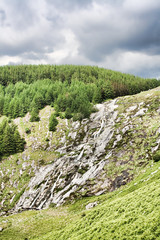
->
68, 131, 77, 140
86, 201, 98, 210
113, 134, 122, 147
22, 153, 30, 161
22, 162, 29, 170
10, 194, 15, 204
134, 108, 148, 117
14, 99, 120, 212
127, 105, 137, 112
19, 169, 23, 176
1, 182, 5, 190
122, 126, 130, 134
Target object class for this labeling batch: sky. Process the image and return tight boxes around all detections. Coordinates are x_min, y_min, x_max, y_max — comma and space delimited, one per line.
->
0, 0, 160, 78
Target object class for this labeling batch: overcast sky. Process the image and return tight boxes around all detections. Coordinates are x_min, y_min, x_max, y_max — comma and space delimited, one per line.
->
0, 0, 160, 78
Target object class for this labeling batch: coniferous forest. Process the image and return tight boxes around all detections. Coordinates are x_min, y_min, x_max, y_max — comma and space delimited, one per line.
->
0, 64, 159, 120
0, 64, 159, 157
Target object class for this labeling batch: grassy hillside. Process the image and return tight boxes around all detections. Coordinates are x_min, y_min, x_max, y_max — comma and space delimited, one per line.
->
0, 65, 159, 239
0, 160, 160, 240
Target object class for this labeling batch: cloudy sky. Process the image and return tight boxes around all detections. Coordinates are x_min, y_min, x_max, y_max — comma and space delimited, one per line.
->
0, 0, 160, 78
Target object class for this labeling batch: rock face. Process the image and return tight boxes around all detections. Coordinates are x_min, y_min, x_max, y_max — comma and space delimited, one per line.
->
6, 87, 160, 212
14, 99, 121, 211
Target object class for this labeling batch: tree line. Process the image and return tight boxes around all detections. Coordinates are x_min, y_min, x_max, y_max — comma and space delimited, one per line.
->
0, 65, 159, 95
0, 65, 159, 122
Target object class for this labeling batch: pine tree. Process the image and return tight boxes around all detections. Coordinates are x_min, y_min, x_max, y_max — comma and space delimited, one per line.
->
13, 99, 20, 118
33, 93, 44, 109
14, 129, 25, 152
93, 88, 102, 103
0, 133, 3, 157
65, 107, 72, 119
3, 97, 11, 116
30, 108, 40, 122
49, 113, 58, 131
0, 95, 4, 115
2, 124, 16, 155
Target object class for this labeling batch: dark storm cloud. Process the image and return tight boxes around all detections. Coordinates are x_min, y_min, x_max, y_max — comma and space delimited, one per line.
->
68, 0, 160, 62
119, 9, 160, 55
0, 0, 160, 77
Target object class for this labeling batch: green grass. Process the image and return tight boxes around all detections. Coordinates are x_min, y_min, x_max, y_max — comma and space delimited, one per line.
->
0, 160, 160, 240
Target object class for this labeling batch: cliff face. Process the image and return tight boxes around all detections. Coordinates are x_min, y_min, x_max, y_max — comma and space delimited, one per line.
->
0, 87, 160, 214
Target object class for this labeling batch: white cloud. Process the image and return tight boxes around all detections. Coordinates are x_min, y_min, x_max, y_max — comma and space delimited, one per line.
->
123, 0, 160, 13
46, 29, 79, 64
101, 51, 160, 77
0, 55, 21, 65
0, 0, 160, 78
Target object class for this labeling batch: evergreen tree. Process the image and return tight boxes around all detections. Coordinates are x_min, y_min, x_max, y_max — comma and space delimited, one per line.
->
93, 88, 102, 103
0, 95, 4, 115
14, 129, 25, 152
33, 93, 44, 109
8, 99, 15, 118
3, 96, 11, 116
49, 113, 58, 132
0, 133, 3, 157
2, 124, 15, 155
65, 107, 72, 119
0, 119, 25, 157
30, 108, 40, 122
13, 99, 20, 118
45, 89, 53, 105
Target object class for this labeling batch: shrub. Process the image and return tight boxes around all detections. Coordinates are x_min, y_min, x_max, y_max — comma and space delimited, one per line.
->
153, 150, 160, 162
54, 111, 60, 117
59, 112, 65, 119
65, 108, 72, 119
49, 113, 58, 131
25, 128, 31, 134
73, 113, 84, 121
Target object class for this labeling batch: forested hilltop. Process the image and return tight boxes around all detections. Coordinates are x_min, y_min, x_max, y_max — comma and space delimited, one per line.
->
0, 65, 159, 122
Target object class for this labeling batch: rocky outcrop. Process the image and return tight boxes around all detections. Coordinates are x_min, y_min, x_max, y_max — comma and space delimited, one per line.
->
14, 99, 121, 211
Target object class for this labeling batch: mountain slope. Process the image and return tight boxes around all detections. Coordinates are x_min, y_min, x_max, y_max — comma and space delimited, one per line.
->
0, 86, 159, 214
0, 86, 160, 239
0, 159, 160, 240
14, 86, 160, 211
